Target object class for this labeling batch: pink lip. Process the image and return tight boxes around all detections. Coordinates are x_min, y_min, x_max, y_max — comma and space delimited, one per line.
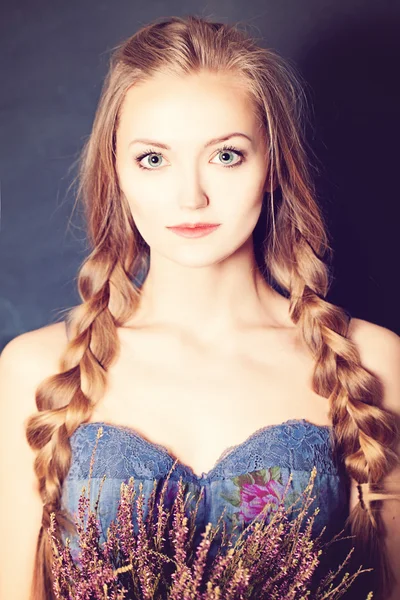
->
167, 224, 220, 238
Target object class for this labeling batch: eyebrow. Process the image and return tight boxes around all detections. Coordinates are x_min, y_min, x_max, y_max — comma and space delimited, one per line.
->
128, 132, 253, 150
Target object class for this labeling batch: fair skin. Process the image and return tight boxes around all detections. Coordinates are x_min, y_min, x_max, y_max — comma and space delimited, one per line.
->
0, 70, 398, 600
115, 70, 288, 347
106, 69, 335, 474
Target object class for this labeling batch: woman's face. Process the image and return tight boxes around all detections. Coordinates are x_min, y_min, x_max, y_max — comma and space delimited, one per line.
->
115, 70, 270, 267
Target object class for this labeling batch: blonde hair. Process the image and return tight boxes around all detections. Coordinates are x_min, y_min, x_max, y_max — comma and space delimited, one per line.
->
26, 15, 399, 599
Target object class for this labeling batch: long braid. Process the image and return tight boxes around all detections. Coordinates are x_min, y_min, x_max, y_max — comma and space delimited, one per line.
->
254, 39, 400, 594
264, 191, 399, 597
27, 176, 144, 598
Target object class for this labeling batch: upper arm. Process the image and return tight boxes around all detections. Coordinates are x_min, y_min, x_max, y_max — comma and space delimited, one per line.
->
347, 318, 400, 504
347, 318, 400, 589
0, 324, 67, 600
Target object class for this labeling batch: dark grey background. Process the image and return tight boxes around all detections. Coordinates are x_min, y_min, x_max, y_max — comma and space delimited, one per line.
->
1, 1, 399, 350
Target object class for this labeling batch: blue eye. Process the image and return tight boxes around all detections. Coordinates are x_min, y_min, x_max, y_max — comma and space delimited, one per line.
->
134, 144, 246, 171
135, 151, 164, 169
214, 146, 244, 167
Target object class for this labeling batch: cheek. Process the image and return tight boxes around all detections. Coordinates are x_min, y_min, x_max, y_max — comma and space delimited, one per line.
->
120, 174, 161, 223
223, 183, 264, 226
232, 203, 264, 241
128, 200, 162, 244
119, 182, 164, 243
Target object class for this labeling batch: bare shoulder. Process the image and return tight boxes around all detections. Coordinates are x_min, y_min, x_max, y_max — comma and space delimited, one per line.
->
0, 323, 69, 599
347, 317, 400, 415
0, 320, 69, 454
1, 319, 68, 356
0, 321, 69, 419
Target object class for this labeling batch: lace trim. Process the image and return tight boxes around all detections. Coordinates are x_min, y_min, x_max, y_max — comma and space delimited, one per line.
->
66, 419, 344, 483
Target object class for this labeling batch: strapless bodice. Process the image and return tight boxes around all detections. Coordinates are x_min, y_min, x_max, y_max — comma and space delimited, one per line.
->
60, 419, 351, 575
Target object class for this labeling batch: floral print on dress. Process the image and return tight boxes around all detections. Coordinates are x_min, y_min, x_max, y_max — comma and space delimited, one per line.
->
220, 467, 299, 525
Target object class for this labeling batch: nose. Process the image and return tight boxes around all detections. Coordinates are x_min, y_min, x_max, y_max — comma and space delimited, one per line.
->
177, 167, 210, 210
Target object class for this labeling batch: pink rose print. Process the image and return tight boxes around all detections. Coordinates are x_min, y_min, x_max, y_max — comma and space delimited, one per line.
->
238, 478, 286, 523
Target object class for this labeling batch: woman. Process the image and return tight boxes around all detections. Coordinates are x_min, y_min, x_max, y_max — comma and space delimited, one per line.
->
0, 14, 399, 600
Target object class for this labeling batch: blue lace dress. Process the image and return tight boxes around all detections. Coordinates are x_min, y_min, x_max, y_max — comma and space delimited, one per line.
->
58, 419, 376, 596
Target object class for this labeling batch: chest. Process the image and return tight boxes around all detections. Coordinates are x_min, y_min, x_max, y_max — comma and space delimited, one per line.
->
89, 326, 332, 476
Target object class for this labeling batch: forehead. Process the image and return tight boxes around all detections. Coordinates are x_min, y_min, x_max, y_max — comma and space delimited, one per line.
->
116, 71, 259, 144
